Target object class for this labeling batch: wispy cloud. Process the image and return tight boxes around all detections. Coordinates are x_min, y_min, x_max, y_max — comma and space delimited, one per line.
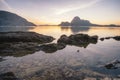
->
0, 0, 13, 11
55, 0, 101, 15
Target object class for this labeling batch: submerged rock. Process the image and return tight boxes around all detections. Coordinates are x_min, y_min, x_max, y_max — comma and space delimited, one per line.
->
100, 36, 120, 41
39, 43, 66, 53
39, 43, 58, 53
0, 42, 40, 57
0, 72, 18, 80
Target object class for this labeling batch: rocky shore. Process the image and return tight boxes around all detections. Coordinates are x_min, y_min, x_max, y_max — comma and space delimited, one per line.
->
36, 34, 98, 53
0, 32, 120, 56
0, 32, 54, 57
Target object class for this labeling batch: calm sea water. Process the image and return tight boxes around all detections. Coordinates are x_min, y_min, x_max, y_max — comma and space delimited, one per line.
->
0, 26, 120, 80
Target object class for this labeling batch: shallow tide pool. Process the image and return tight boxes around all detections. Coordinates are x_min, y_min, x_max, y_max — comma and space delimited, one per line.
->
0, 26, 120, 80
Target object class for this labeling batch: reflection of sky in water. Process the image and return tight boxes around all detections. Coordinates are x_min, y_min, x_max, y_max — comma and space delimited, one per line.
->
0, 26, 120, 79
29, 26, 120, 38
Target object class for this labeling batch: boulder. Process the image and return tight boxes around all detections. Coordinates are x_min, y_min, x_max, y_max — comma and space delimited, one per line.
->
57, 35, 70, 44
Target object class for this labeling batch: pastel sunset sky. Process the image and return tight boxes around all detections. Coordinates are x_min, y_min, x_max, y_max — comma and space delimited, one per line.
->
0, 0, 120, 25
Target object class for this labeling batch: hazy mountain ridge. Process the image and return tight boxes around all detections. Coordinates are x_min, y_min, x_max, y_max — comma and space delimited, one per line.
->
59, 16, 120, 27
0, 10, 36, 26
60, 16, 97, 26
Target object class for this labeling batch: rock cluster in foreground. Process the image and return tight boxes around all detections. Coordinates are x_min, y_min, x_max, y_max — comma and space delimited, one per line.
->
0, 32, 54, 57
39, 34, 98, 53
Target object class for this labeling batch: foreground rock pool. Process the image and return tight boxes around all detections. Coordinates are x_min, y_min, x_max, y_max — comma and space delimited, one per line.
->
0, 26, 120, 80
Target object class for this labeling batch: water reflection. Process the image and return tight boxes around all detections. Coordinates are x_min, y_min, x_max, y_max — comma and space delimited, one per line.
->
0, 26, 34, 32
61, 26, 90, 33
0, 26, 120, 80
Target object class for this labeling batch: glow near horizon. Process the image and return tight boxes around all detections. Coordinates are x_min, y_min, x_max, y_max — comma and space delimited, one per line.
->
0, 0, 120, 25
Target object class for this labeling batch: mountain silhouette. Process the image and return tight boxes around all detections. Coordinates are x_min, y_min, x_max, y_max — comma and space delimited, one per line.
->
60, 16, 97, 26
0, 10, 36, 26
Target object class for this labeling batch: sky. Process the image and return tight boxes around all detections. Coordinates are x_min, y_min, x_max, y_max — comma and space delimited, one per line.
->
0, 0, 120, 25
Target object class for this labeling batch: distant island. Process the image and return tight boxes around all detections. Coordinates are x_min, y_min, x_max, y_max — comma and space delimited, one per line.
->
0, 10, 36, 26
59, 16, 120, 27
0, 11, 119, 27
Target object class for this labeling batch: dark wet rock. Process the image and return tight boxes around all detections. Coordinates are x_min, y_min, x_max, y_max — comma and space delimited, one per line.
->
113, 36, 120, 41
0, 72, 18, 80
77, 50, 80, 52
0, 32, 54, 43
39, 43, 58, 53
105, 37, 111, 39
57, 43, 66, 50
100, 38, 104, 41
57, 34, 98, 48
104, 60, 120, 69
0, 57, 4, 62
39, 43, 66, 53
57, 35, 70, 44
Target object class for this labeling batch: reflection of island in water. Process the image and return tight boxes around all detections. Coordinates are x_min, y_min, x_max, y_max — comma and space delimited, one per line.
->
61, 26, 90, 33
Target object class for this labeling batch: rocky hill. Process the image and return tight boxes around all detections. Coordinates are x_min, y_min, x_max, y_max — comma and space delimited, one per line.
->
60, 16, 96, 26
0, 10, 36, 26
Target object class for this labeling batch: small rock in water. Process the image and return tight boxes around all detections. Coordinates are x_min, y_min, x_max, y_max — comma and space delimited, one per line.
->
77, 50, 80, 52
100, 38, 104, 41
104, 60, 120, 69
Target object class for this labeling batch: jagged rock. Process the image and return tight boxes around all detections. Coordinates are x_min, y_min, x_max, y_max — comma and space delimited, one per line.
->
57, 43, 66, 50
0, 72, 18, 80
0, 10, 36, 26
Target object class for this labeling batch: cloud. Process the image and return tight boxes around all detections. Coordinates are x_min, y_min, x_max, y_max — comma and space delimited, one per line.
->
55, 0, 101, 15
0, 0, 12, 11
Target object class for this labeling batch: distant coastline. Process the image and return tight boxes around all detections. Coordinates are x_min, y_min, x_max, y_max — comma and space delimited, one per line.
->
0, 10, 120, 27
